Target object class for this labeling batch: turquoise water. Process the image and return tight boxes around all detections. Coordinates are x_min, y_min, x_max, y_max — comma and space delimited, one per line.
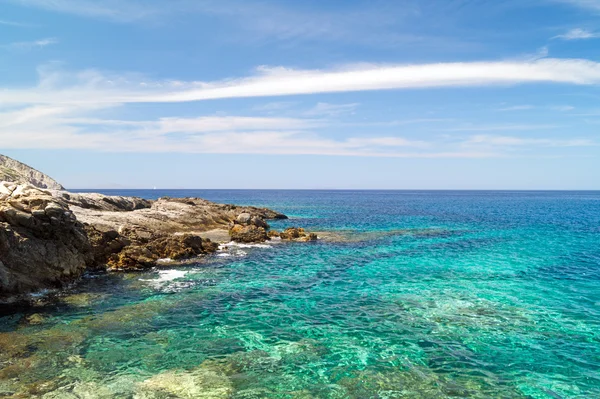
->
1, 190, 599, 398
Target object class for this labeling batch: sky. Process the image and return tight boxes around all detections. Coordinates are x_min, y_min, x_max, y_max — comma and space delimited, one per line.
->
0, 0, 599, 189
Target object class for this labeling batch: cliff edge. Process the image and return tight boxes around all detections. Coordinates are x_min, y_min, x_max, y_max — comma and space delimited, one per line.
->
0, 154, 64, 190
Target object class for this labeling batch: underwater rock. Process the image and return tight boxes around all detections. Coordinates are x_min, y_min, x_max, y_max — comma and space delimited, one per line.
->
136, 366, 233, 399
279, 227, 318, 242
60, 292, 106, 308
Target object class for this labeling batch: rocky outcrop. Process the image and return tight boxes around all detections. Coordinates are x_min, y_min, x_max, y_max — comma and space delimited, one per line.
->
0, 183, 91, 300
229, 224, 268, 243
66, 195, 286, 234
0, 154, 64, 190
52, 191, 152, 212
86, 225, 219, 271
278, 227, 318, 242
0, 173, 317, 300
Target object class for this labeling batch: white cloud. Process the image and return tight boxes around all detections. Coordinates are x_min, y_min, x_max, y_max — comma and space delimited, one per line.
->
443, 124, 559, 132
5, 0, 157, 22
496, 105, 536, 111
0, 19, 31, 27
553, 28, 600, 40
4, 37, 58, 50
4, 58, 600, 106
304, 102, 360, 117
550, 105, 575, 111
0, 104, 494, 157
464, 135, 593, 147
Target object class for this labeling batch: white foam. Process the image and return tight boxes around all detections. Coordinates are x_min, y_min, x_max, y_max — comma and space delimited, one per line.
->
219, 241, 272, 250
153, 269, 187, 282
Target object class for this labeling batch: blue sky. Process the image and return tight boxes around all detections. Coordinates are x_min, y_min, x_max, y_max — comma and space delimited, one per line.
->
1, 0, 599, 189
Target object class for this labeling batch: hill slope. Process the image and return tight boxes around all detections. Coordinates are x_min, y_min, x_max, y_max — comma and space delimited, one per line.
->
0, 154, 64, 190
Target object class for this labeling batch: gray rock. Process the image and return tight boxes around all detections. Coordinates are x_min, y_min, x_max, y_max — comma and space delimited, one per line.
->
251, 216, 268, 229
0, 154, 64, 190
0, 185, 91, 301
237, 212, 252, 224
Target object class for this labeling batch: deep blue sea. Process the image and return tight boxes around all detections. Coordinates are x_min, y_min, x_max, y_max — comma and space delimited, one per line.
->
1, 190, 599, 398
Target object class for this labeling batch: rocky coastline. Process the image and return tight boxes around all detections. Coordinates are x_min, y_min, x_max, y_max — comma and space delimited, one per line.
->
0, 155, 317, 304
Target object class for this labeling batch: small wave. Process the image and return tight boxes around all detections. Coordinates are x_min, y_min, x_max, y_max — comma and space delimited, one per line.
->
142, 269, 188, 283
219, 241, 273, 250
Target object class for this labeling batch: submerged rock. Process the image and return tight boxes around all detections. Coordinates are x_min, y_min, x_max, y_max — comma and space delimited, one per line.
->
280, 227, 318, 242
136, 366, 233, 399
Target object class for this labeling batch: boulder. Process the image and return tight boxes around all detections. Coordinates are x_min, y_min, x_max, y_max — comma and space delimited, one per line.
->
236, 212, 252, 224
250, 216, 269, 229
229, 224, 268, 243
0, 184, 92, 301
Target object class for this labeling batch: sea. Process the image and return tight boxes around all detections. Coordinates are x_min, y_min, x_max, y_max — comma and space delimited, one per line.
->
1, 190, 599, 398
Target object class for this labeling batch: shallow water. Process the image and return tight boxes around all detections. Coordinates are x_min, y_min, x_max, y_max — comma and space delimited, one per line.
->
1, 190, 599, 398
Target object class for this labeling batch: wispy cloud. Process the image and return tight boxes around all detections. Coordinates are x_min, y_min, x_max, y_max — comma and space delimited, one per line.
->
4, 0, 157, 22
0, 19, 32, 27
496, 105, 536, 111
464, 135, 594, 147
4, 37, 58, 50
555, 0, 600, 11
304, 103, 360, 117
495, 105, 575, 112
4, 58, 600, 106
443, 124, 559, 132
0, 104, 493, 157
553, 28, 600, 40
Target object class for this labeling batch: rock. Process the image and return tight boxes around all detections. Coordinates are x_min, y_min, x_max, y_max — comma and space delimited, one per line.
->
20, 313, 46, 326
280, 227, 318, 241
91, 230, 219, 271
68, 196, 285, 234
0, 154, 64, 190
136, 366, 233, 399
301, 233, 318, 242
236, 212, 252, 224
229, 224, 268, 243
250, 216, 268, 229
51, 191, 152, 212
0, 184, 92, 301
280, 227, 305, 240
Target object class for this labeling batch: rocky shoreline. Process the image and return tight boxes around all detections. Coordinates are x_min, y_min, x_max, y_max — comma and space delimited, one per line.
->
0, 158, 317, 304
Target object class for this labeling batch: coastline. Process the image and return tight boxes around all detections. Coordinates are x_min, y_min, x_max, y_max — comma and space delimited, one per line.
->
0, 182, 316, 305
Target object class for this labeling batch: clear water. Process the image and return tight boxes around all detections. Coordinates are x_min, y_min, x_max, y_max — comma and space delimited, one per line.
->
1, 190, 599, 398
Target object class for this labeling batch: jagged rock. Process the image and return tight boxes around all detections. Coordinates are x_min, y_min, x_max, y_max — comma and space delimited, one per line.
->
250, 216, 269, 229
0, 184, 92, 301
0, 154, 64, 190
229, 224, 268, 243
280, 227, 318, 241
280, 227, 305, 240
90, 229, 219, 271
68, 196, 286, 234
51, 191, 152, 212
